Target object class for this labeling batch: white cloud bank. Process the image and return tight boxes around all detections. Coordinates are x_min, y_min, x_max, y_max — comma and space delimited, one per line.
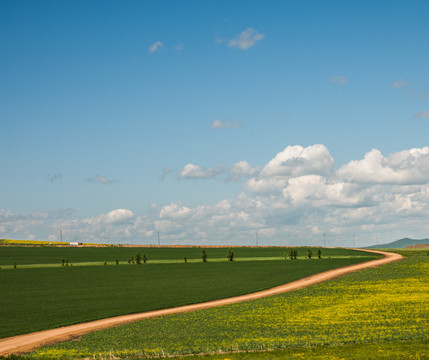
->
3, 145, 429, 247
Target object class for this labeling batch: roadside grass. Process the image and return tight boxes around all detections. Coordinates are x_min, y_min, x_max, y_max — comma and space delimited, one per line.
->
0, 256, 374, 338
30, 252, 428, 359
0, 246, 372, 266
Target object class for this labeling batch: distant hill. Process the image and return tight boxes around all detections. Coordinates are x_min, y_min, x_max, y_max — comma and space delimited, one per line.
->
364, 237, 429, 249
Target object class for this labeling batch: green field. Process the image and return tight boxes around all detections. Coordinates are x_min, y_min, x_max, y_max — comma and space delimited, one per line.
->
0, 247, 377, 338
27, 251, 428, 359
0, 246, 367, 266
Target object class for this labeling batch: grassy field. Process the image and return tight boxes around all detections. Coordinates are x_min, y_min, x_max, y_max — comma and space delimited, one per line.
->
27, 251, 428, 359
0, 252, 375, 338
0, 246, 369, 266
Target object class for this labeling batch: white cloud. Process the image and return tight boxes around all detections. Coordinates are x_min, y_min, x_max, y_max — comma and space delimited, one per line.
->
148, 41, 163, 53
338, 147, 429, 185
4, 145, 429, 247
86, 175, 118, 185
178, 163, 225, 179
211, 119, 242, 129
261, 144, 334, 178
330, 75, 347, 85
393, 78, 408, 88
227, 161, 259, 182
89, 209, 134, 225
414, 110, 429, 118
228, 28, 265, 50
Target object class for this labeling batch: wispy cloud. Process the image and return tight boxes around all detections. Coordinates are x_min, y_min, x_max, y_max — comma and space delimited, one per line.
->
175, 44, 185, 51
330, 75, 347, 85
228, 28, 264, 50
86, 175, 118, 185
414, 110, 429, 118
211, 119, 242, 129
178, 163, 225, 180
45, 173, 62, 183
148, 41, 163, 53
160, 166, 173, 180
392, 78, 408, 88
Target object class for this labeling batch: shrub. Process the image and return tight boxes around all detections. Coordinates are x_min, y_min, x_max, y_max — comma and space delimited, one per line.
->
135, 253, 142, 265
317, 249, 322, 259
184, 257, 187, 263
142, 254, 147, 264
227, 249, 234, 261
202, 250, 208, 262
61, 259, 65, 266
307, 248, 312, 259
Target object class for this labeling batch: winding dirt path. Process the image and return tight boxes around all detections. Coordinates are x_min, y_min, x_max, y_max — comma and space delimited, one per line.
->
0, 249, 402, 356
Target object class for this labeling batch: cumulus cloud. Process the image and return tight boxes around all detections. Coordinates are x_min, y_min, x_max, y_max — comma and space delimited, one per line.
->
86, 175, 118, 185
4, 145, 429, 247
148, 41, 163, 53
211, 119, 242, 129
261, 144, 335, 178
228, 28, 264, 50
178, 163, 225, 180
330, 75, 347, 85
88, 209, 135, 225
227, 161, 259, 182
414, 110, 429, 118
338, 147, 429, 185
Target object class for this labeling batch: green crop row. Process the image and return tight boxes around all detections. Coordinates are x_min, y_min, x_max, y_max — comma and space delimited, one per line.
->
31, 253, 428, 359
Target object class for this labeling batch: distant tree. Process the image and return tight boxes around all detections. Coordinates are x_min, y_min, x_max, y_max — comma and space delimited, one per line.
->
142, 254, 147, 263
135, 253, 142, 264
65, 259, 69, 266
293, 249, 298, 260
61, 259, 65, 266
317, 249, 322, 259
227, 249, 234, 261
184, 256, 187, 263
104, 260, 107, 266
202, 250, 208, 262
14, 262, 17, 269
288, 248, 294, 260
116, 258, 119, 265
307, 248, 312, 259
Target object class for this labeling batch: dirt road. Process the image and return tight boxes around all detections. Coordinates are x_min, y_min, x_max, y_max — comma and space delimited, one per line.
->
0, 249, 402, 356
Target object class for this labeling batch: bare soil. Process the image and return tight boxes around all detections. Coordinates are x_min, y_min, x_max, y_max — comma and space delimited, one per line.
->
0, 249, 402, 356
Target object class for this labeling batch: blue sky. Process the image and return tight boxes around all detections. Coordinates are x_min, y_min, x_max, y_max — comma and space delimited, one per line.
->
1, 0, 429, 246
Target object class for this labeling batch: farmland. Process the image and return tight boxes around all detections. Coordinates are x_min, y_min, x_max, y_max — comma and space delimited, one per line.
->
28, 250, 428, 359
0, 247, 377, 338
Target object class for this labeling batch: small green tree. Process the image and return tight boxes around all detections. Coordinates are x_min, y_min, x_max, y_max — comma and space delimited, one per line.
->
184, 256, 187, 263
116, 258, 119, 265
65, 259, 69, 266
227, 249, 234, 261
317, 249, 322, 259
288, 248, 294, 260
307, 248, 312, 259
61, 259, 65, 266
142, 254, 147, 263
135, 253, 142, 264
293, 249, 298, 260
202, 250, 208, 262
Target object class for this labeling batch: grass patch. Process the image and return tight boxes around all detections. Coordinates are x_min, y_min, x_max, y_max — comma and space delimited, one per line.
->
0, 256, 374, 338
32, 253, 428, 358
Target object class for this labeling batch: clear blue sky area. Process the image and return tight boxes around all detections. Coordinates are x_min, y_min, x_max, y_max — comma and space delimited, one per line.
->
1, 1, 429, 246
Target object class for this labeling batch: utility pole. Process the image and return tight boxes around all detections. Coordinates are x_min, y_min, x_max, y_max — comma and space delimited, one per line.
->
256, 232, 259, 247
323, 233, 326, 247
157, 231, 160, 246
